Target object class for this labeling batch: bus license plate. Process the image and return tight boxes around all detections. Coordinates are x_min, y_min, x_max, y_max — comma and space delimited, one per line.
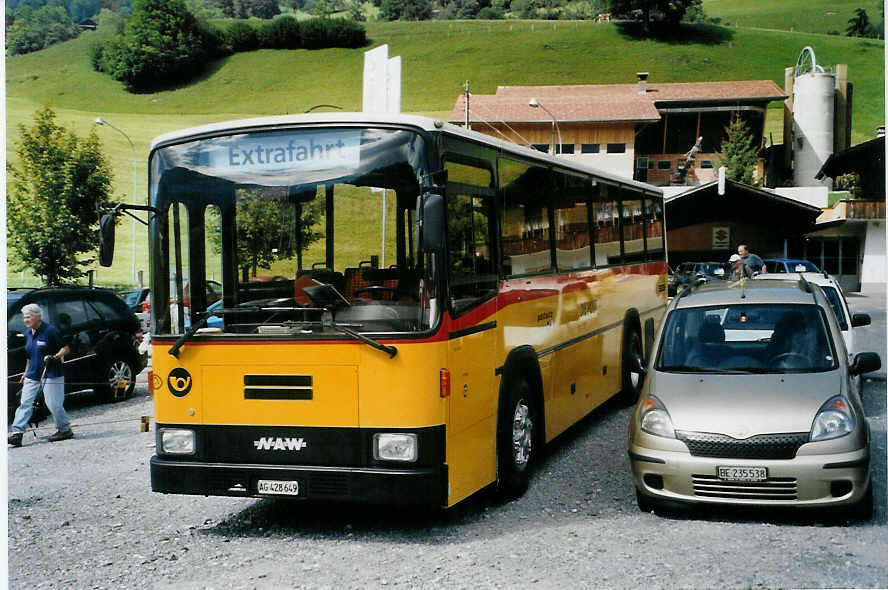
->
257, 479, 301, 496
717, 466, 767, 482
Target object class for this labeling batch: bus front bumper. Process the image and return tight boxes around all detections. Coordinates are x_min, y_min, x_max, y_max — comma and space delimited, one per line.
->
150, 456, 448, 506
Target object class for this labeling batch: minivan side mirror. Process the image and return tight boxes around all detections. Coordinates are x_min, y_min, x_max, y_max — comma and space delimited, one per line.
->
851, 313, 871, 328
98, 214, 116, 267
850, 352, 881, 376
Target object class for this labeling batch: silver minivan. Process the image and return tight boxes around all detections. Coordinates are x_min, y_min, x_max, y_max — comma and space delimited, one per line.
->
629, 278, 880, 519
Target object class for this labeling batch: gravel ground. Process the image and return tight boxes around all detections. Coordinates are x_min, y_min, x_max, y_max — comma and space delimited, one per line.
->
7, 287, 887, 590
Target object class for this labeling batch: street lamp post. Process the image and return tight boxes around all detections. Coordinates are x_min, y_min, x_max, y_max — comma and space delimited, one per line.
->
528, 98, 562, 157
95, 117, 138, 283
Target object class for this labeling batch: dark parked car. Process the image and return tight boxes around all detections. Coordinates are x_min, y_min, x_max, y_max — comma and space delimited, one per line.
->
674, 261, 728, 289
7, 287, 146, 421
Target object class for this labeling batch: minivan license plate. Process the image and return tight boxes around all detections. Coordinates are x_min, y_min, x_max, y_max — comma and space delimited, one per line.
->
257, 479, 301, 496
717, 466, 767, 482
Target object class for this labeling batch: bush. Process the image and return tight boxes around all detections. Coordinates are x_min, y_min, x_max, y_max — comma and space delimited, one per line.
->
99, 0, 216, 90
302, 17, 366, 49
257, 15, 302, 49
477, 7, 505, 19
226, 20, 259, 52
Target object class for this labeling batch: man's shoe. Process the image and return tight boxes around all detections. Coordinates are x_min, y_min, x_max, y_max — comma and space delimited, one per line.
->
48, 430, 73, 442
8, 432, 23, 447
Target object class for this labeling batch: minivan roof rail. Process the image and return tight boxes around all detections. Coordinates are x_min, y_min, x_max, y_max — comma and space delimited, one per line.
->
798, 274, 813, 294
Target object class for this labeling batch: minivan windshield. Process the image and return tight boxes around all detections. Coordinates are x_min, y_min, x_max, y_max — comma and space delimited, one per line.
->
657, 303, 838, 373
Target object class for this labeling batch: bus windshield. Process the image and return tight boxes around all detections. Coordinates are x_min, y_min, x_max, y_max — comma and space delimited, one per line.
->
150, 126, 437, 337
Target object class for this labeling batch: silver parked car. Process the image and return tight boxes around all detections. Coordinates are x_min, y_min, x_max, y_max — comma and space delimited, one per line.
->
629, 277, 880, 519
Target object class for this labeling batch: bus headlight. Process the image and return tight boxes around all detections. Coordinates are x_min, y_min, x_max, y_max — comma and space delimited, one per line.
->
373, 433, 418, 462
160, 428, 196, 455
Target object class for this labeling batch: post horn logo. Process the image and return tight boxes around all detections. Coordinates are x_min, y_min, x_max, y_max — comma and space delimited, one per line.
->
168, 368, 193, 397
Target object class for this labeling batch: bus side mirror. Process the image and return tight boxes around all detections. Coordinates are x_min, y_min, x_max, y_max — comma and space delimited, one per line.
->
418, 193, 444, 252
98, 214, 116, 267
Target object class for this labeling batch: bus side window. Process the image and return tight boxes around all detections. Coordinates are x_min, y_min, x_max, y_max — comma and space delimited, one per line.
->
499, 158, 553, 276
446, 191, 496, 316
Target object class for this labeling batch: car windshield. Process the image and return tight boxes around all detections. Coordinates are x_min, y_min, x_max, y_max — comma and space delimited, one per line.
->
657, 303, 837, 373
820, 286, 848, 330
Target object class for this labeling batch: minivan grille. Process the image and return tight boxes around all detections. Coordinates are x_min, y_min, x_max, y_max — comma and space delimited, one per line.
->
675, 431, 809, 460
692, 474, 798, 500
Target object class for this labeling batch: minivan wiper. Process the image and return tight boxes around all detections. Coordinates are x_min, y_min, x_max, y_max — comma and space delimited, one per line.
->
327, 321, 398, 359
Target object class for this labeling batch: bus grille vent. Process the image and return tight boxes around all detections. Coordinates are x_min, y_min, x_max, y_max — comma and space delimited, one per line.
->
243, 374, 313, 400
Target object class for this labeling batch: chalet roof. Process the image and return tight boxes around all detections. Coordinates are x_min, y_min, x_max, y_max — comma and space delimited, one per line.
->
449, 80, 786, 124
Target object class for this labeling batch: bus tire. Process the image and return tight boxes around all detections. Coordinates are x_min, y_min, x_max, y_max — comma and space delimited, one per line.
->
617, 326, 644, 406
495, 379, 537, 499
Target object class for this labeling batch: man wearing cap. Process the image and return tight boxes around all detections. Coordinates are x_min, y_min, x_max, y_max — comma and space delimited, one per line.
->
729, 253, 752, 280
8, 303, 73, 447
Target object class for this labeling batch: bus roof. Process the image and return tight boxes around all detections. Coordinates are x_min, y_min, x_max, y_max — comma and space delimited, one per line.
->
149, 112, 662, 195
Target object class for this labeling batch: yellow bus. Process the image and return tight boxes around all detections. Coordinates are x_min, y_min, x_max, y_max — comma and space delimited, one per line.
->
141, 113, 667, 507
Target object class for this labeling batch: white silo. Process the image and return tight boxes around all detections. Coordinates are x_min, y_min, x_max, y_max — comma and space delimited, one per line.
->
792, 47, 834, 188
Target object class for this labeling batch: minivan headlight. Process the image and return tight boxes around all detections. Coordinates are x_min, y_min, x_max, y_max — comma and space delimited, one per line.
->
160, 428, 195, 454
639, 395, 675, 439
810, 395, 854, 441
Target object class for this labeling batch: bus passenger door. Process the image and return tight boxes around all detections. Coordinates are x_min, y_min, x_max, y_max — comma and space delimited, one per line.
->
445, 184, 499, 501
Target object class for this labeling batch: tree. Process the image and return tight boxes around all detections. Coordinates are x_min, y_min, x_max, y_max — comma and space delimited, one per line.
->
846, 7, 875, 37
380, 0, 431, 20
99, 0, 218, 91
207, 191, 324, 279
608, 0, 700, 30
6, 5, 80, 55
718, 116, 758, 186
7, 106, 114, 286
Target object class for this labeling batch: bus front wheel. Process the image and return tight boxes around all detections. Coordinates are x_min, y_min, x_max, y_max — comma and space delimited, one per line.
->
618, 327, 644, 406
495, 380, 537, 499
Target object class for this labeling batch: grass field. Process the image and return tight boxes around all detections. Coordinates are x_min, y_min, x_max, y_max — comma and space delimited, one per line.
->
702, 0, 883, 35
5, 19, 884, 287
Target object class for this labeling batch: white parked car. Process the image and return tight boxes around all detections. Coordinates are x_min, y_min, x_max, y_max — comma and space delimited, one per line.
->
755, 272, 871, 359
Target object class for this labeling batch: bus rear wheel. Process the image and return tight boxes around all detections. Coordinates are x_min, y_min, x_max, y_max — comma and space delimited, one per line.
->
495, 380, 537, 499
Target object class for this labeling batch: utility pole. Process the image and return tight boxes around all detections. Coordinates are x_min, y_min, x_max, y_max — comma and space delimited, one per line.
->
464, 80, 470, 129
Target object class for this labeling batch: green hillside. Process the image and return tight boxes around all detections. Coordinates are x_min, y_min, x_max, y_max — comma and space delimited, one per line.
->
702, 0, 883, 35
6, 20, 884, 287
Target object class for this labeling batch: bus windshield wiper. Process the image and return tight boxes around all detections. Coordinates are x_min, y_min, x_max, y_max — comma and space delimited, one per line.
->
327, 321, 398, 359
167, 307, 229, 358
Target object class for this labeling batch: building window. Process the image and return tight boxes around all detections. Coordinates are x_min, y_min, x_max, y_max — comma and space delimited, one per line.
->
558, 144, 575, 155
606, 143, 626, 154
581, 144, 600, 154
657, 160, 672, 170
700, 160, 714, 169
531, 144, 550, 153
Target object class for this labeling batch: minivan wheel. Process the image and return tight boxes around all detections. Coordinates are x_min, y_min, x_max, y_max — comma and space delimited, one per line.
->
99, 357, 137, 402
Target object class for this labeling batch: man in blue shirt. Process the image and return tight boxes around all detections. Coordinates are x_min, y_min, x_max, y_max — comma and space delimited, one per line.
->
737, 244, 767, 276
8, 303, 74, 447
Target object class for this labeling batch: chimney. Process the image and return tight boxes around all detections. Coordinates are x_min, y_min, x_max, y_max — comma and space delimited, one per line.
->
636, 72, 649, 95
